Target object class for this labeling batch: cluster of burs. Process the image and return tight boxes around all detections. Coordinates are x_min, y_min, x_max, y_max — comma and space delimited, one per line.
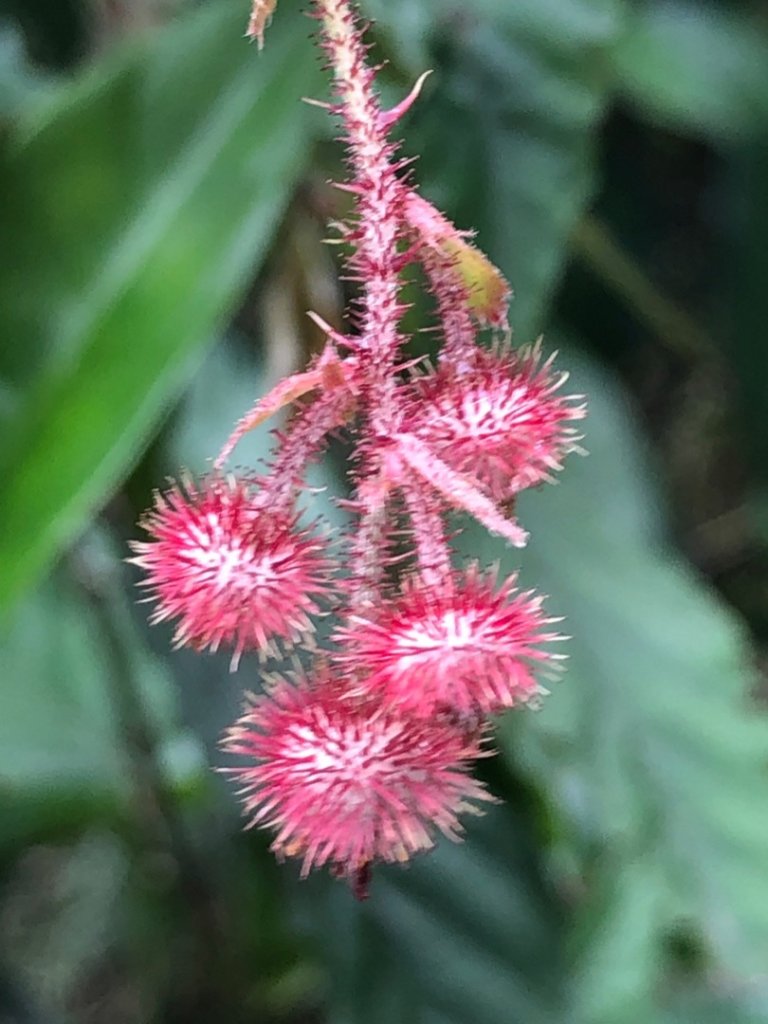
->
131, 0, 585, 896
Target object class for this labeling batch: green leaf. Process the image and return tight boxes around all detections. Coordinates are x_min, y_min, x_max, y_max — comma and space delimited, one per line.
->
0, 22, 53, 121
0, 833, 131, 1015
612, 1, 768, 142
376, 0, 623, 338
308, 805, 567, 1024
0, 580, 125, 804
568, 839, 669, 1024
663, 988, 768, 1024
359, 0, 437, 73
727, 142, 768, 500
0, 550, 201, 855
466, 343, 768, 989
0, 0, 322, 615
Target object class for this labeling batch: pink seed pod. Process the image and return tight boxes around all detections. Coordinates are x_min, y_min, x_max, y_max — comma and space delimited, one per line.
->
336, 565, 564, 718
130, 475, 332, 666
222, 668, 492, 891
410, 342, 586, 502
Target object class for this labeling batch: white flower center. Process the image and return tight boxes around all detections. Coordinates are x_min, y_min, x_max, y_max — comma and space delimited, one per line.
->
397, 609, 479, 653
282, 717, 410, 808
181, 512, 283, 591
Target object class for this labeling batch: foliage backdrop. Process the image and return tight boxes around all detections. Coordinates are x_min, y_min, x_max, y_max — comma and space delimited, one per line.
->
2, 0, 768, 1021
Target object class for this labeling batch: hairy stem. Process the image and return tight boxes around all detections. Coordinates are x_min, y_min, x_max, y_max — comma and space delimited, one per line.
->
402, 483, 453, 589
314, 0, 406, 428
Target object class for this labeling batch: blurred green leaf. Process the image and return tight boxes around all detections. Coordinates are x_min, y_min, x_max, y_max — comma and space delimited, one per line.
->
0, 0, 321, 615
663, 988, 768, 1024
0, 834, 132, 1017
612, 1, 768, 142
0, 578, 128, 837
728, 142, 768, 495
310, 806, 566, 1024
0, 22, 52, 121
471, 344, 768, 992
476, 0, 621, 338
165, 335, 279, 478
360, 0, 437, 72
569, 838, 668, 1024
0, 548, 201, 854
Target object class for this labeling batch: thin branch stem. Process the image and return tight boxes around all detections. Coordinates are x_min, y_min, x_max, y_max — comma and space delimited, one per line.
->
72, 538, 230, 1005
572, 214, 716, 361
402, 483, 453, 589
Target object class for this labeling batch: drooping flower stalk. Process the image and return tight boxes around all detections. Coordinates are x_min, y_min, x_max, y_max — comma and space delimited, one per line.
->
313, 0, 408, 418
311, 0, 435, 621
132, 0, 588, 895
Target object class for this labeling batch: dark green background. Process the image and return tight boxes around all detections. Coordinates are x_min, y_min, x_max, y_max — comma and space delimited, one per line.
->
2, 0, 768, 1020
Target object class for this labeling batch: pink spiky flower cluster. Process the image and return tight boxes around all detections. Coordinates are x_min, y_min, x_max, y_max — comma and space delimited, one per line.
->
131, 0, 586, 896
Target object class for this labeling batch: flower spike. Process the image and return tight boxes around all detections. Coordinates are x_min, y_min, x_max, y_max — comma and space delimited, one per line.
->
131, 0, 587, 889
